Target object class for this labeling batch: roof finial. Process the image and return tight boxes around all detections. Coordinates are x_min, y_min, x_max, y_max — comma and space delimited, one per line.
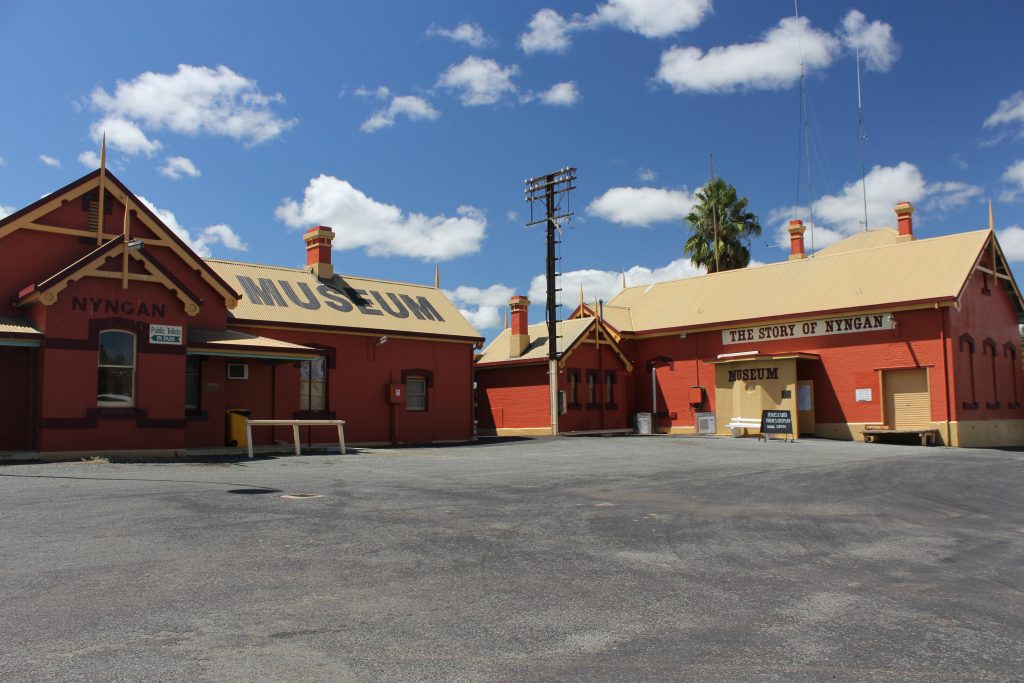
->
579, 283, 585, 312
621, 268, 626, 289
504, 310, 508, 329
434, 263, 440, 288
989, 199, 995, 231
97, 132, 107, 245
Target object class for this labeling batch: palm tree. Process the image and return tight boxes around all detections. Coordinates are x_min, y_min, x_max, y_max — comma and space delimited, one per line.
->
684, 177, 761, 273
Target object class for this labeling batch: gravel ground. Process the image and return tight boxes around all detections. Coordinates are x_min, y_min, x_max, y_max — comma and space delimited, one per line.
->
2, 435, 1023, 681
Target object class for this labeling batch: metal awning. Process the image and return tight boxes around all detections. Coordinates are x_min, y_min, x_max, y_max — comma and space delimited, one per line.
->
0, 316, 42, 347
186, 327, 320, 361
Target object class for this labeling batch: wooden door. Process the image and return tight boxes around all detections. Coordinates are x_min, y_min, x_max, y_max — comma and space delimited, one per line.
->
797, 380, 815, 435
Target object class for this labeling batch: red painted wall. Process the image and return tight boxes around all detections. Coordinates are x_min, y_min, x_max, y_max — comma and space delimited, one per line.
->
475, 364, 549, 430
232, 325, 475, 444
949, 264, 1024, 420
475, 334, 632, 432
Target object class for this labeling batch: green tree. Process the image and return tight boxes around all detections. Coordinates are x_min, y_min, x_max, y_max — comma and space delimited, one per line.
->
684, 177, 762, 273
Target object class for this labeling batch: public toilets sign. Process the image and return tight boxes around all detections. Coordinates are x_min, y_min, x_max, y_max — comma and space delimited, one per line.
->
722, 312, 893, 345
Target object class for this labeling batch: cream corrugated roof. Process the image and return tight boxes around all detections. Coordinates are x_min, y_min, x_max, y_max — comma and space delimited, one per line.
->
813, 227, 900, 256
0, 316, 42, 336
477, 318, 594, 364
205, 260, 482, 341
188, 327, 318, 352
606, 229, 992, 333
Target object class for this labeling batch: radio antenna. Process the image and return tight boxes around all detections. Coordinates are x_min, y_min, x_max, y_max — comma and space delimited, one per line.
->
856, 46, 869, 231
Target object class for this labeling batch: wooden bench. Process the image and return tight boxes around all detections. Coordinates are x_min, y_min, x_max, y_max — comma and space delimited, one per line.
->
862, 428, 938, 447
245, 419, 346, 459
726, 417, 761, 437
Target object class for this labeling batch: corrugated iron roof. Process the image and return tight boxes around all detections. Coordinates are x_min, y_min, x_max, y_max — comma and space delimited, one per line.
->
813, 227, 900, 257
206, 260, 482, 341
477, 318, 593, 364
606, 229, 993, 333
0, 316, 42, 336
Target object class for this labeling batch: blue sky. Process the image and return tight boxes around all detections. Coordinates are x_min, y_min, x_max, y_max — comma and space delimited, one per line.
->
3, 1, 1024, 336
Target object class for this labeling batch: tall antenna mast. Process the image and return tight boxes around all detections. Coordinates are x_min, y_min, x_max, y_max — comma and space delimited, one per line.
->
525, 166, 577, 436
796, 0, 815, 254
856, 46, 869, 231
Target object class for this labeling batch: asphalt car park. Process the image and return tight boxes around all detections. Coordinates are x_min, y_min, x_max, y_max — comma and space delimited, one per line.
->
2, 436, 1023, 681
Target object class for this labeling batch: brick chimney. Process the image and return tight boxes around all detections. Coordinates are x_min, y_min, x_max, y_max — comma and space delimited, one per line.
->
788, 219, 806, 260
894, 202, 914, 242
509, 295, 530, 358
304, 226, 335, 279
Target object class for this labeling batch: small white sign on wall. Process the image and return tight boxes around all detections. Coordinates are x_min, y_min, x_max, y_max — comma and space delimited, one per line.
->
150, 324, 183, 345
855, 388, 873, 402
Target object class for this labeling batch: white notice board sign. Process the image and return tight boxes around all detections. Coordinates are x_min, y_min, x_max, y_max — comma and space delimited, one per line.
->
150, 324, 183, 345
855, 388, 873, 402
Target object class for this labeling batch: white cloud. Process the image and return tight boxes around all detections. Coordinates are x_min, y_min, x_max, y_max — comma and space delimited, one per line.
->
769, 162, 984, 248
592, 0, 712, 38
159, 155, 201, 180
506, 210, 520, 223
0, 204, 13, 219
587, 185, 696, 227
519, 1, 711, 54
137, 196, 246, 257
0, 156, 6, 165
276, 174, 486, 261
657, 16, 839, 93
998, 226, 1024, 262
529, 257, 705, 305
353, 86, 392, 100
637, 167, 657, 181
39, 154, 61, 168
90, 64, 295, 149
839, 10, 900, 72
519, 8, 575, 54
538, 81, 580, 107
78, 150, 100, 168
923, 181, 983, 213
444, 284, 516, 330
361, 95, 440, 132
951, 152, 968, 170
437, 56, 519, 105
984, 91, 1024, 131
91, 115, 162, 156
197, 223, 248, 252
1001, 159, 1024, 201
427, 22, 491, 48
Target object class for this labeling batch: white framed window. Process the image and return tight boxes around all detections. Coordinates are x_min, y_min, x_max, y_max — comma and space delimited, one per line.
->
406, 377, 427, 411
300, 356, 327, 411
98, 330, 136, 407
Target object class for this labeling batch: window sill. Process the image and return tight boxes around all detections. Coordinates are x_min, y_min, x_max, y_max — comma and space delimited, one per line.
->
568, 403, 582, 411
986, 402, 1001, 409
1009, 402, 1021, 410
186, 410, 208, 420
604, 403, 618, 409
962, 402, 979, 410
585, 403, 602, 410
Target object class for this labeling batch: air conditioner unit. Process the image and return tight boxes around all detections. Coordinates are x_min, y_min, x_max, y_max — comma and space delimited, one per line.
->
227, 363, 249, 380
696, 412, 716, 434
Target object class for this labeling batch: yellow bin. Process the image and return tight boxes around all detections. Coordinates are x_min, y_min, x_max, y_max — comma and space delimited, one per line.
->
226, 408, 251, 447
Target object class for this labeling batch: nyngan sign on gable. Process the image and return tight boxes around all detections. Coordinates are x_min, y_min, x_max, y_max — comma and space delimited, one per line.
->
722, 313, 894, 345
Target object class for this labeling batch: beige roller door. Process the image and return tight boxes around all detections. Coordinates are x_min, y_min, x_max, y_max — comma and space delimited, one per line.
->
883, 368, 930, 428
